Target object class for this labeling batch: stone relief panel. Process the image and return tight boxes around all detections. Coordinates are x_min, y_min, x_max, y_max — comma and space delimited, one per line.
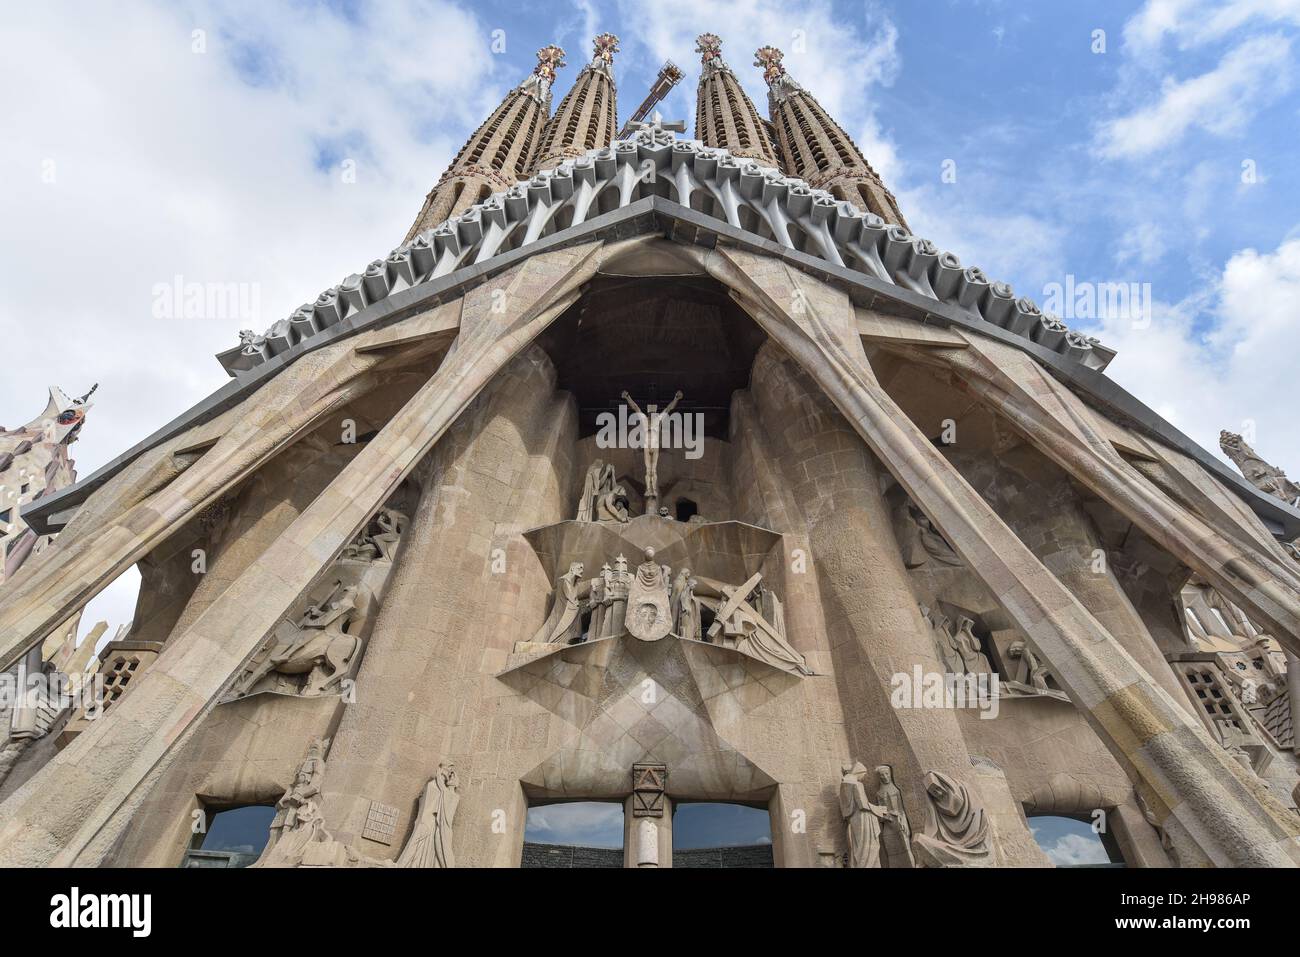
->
519, 535, 810, 677
842, 761, 989, 868
224, 505, 409, 701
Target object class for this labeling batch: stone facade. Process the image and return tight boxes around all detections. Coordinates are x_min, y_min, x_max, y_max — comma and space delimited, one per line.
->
1, 34, 1299, 871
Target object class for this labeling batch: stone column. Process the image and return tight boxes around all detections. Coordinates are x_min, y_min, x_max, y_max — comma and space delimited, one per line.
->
623, 795, 673, 868
0, 243, 603, 867
940, 333, 1300, 656
0, 341, 384, 673
702, 246, 1300, 867
953, 448, 1191, 713
747, 339, 979, 800
730, 391, 851, 866
319, 347, 576, 866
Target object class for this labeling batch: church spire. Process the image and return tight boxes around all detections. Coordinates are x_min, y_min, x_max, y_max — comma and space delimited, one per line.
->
693, 33, 778, 167
404, 44, 567, 242
753, 45, 907, 227
530, 33, 620, 174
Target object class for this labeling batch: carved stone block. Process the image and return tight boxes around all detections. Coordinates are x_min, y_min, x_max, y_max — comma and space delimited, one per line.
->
631, 762, 667, 817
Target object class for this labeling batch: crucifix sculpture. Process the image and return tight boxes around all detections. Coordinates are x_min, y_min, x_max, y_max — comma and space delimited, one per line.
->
621, 389, 683, 515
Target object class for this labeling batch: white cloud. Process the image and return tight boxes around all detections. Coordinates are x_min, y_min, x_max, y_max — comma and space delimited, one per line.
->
1037, 831, 1112, 866
526, 801, 624, 845
0, 0, 501, 486
1116, 221, 1168, 266
620, 0, 902, 171
1125, 0, 1300, 52
1100, 235, 1300, 477
902, 184, 1069, 295
1095, 33, 1293, 159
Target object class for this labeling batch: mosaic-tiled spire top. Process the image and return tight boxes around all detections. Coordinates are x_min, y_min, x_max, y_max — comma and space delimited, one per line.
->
404, 45, 567, 241
753, 45, 802, 102
754, 44, 907, 227
518, 44, 567, 109
696, 32, 724, 74
531, 34, 620, 173
694, 34, 778, 167
591, 32, 620, 71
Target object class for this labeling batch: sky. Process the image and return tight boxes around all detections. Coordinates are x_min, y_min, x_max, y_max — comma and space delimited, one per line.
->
2, 0, 1298, 632
525, 800, 773, 850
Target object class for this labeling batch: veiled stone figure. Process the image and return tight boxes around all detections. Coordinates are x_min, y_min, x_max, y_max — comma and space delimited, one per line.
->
901, 502, 962, 567
397, 762, 460, 868
911, 770, 992, 867
577, 460, 628, 521
576, 460, 613, 521
951, 617, 992, 675
1007, 641, 1052, 693
840, 761, 888, 867
874, 765, 915, 868
627, 547, 673, 641
673, 570, 702, 641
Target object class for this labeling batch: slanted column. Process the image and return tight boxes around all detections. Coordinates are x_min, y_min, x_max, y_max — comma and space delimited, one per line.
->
316, 346, 575, 866
703, 245, 1300, 867
0, 243, 604, 867
0, 342, 388, 675
938, 333, 1300, 657
746, 342, 980, 838
950, 448, 1191, 713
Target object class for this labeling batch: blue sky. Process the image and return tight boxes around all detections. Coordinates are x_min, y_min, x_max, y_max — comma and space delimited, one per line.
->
525, 800, 774, 850
2, 0, 1297, 630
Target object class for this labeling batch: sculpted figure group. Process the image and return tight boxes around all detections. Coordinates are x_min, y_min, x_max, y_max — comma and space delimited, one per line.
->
530, 546, 811, 675
922, 606, 992, 678
228, 507, 408, 700
842, 761, 991, 868
255, 738, 461, 869
576, 460, 630, 523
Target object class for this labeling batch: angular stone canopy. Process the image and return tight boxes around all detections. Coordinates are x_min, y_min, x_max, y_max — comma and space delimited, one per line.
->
221, 125, 1114, 379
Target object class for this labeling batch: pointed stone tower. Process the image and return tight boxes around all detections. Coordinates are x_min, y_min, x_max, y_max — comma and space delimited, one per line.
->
531, 33, 619, 174
693, 33, 778, 167
754, 45, 907, 227
404, 45, 567, 241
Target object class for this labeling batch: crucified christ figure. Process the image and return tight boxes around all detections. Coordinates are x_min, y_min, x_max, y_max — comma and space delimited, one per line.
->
621, 389, 683, 515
